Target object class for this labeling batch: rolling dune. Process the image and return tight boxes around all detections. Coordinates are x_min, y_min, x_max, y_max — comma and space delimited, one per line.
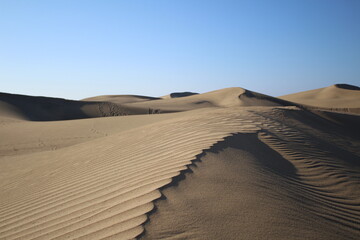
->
122, 87, 295, 112
0, 86, 359, 239
280, 84, 360, 112
0, 92, 148, 121
82, 95, 161, 105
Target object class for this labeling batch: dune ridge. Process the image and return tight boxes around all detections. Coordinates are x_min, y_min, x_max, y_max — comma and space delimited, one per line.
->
0, 87, 295, 122
280, 84, 360, 110
82, 95, 161, 105
122, 87, 295, 113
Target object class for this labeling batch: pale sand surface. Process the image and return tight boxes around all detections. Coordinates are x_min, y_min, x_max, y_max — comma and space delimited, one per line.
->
122, 87, 294, 112
280, 84, 360, 109
82, 95, 161, 105
0, 85, 359, 239
0, 111, 194, 157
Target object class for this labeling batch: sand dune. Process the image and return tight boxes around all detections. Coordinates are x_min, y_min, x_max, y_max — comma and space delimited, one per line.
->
82, 95, 161, 105
142, 108, 360, 240
0, 92, 135, 121
280, 84, 360, 111
123, 87, 295, 112
0, 88, 295, 121
0, 86, 359, 239
0, 111, 191, 157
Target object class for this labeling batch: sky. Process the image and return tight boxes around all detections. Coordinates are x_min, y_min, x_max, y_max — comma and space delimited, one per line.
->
1, 0, 359, 99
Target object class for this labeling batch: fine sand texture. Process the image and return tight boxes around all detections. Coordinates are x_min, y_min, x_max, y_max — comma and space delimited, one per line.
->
0, 85, 359, 239
82, 95, 161, 105
280, 84, 360, 113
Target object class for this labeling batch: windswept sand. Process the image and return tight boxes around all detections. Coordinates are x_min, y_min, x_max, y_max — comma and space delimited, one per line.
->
0, 85, 359, 239
280, 84, 360, 113
82, 95, 161, 105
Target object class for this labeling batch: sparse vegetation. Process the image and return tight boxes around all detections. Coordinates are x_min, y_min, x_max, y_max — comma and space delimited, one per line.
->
148, 108, 161, 114
98, 102, 129, 117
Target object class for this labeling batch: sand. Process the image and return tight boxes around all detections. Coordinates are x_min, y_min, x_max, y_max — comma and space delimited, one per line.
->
82, 95, 161, 105
0, 85, 359, 239
280, 84, 360, 113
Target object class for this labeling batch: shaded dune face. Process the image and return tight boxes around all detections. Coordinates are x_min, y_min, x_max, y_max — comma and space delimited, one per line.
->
0, 92, 112, 121
334, 84, 360, 90
238, 89, 295, 106
0, 92, 148, 121
169, 92, 199, 98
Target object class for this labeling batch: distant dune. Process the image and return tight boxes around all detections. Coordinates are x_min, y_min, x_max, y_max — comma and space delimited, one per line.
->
0, 85, 359, 239
280, 84, 360, 113
121, 87, 296, 113
0, 92, 154, 121
1, 88, 296, 121
82, 95, 161, 104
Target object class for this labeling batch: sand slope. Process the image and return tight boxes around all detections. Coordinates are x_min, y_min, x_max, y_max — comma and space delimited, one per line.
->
0, 87, 294, 121
142, 108, 360, 240
0, 87, 359, 240
0, 92, 133, 121
280, 84, 360, 110
123, 87, 295, 112
82, 95, 161, 105
0, 112, 192, 157
0, 108, 261, 239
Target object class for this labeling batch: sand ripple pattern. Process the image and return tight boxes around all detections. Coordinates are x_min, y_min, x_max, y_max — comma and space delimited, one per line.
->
254, 109, 360, 239
1, 107, 359, 239
0, 110, 260, 240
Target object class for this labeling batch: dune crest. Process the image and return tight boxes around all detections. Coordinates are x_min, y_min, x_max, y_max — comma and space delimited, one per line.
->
0, 88, 296, 122
280, 84, 360, 109
122, 87, 295, 113
82, 95, 161, 104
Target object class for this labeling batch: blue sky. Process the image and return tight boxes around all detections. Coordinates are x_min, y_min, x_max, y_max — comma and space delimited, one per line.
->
1, 0, 359, 99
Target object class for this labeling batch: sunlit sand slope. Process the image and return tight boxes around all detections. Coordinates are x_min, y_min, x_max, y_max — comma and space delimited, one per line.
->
0, 108, 260, 239
280, 84, 360, 110
0, 112, 189, 157
82, 95, 161, 105
0, 87, 295, 121
123, 87, 295, 112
